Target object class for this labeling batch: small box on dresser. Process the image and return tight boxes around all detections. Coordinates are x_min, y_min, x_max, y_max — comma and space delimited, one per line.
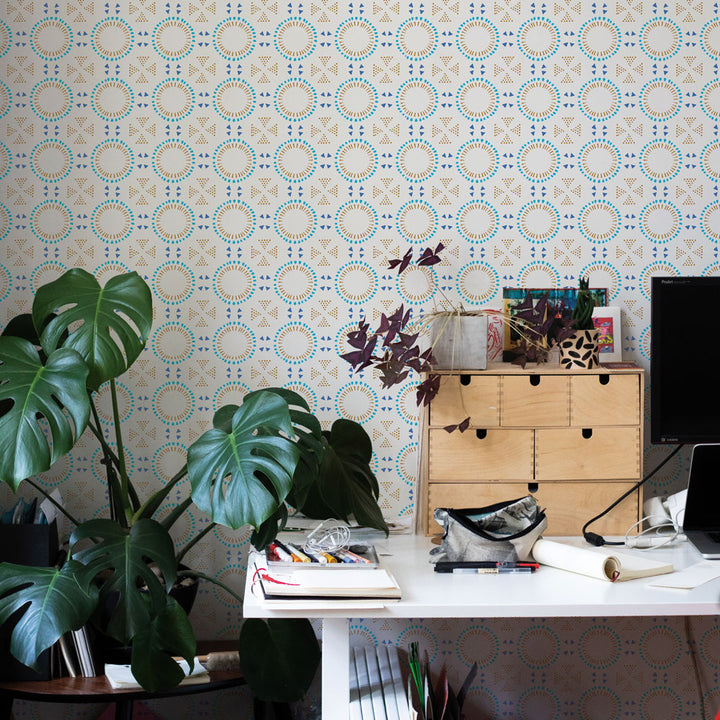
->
420, 363, 644, 536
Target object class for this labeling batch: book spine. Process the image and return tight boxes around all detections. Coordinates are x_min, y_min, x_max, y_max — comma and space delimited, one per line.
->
58, 633, 79, 678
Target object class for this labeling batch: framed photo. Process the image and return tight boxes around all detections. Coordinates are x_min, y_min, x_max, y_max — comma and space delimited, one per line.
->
592, 306, 622, 363
502, 287, 609, 353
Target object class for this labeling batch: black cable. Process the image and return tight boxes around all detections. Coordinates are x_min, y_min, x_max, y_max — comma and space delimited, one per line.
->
582, 444, 684, 546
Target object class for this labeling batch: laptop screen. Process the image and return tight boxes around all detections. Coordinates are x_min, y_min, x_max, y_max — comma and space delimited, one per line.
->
684, 444, 720, 531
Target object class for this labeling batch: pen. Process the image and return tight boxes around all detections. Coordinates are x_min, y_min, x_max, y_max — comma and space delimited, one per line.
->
453, 566, 536, 574
335, 547, 372, 564
268, 542, 293, 563
285, 542, 313, 562
434, 561, 540, 573
273, 539, 306, 563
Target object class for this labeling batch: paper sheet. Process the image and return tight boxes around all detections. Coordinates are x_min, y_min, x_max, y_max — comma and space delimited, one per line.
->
104, 658, 208, 689
648, 561, 720, 589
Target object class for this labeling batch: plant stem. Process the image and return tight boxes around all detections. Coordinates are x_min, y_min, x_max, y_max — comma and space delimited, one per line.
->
181, 568, 244, 605
110, 380, 133, 524
176, 522, 216, 563
162, 496, 193, 532
25, 478, 82, 527
133, 464, 188, 522
88, 401, 127, 527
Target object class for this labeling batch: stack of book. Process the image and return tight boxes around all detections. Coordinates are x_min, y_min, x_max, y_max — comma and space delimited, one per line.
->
55, 626, 98, 679
350, 646, 412, 720
251, 541, 402, 604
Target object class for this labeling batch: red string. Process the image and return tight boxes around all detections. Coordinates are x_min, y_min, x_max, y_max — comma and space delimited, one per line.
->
252, 567, 300, 586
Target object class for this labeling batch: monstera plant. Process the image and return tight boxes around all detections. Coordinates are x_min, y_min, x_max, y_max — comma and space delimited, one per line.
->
0, 268, 386, 697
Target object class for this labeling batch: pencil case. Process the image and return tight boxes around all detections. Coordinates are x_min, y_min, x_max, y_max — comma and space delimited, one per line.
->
429, 495, 547, 564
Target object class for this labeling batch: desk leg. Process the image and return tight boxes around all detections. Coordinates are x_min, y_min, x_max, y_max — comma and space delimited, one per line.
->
321, 618, 350, 720
0, 696, 11, 720
115, 698, 133, 720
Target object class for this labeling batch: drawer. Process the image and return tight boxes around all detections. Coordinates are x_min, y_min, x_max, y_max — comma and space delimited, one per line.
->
426, 481, 640, 536
429, 374, 500, 428
501, 375, 569, 427
428, 428, 533, 481
535, 427, 640, 480
570, 374, 640, 426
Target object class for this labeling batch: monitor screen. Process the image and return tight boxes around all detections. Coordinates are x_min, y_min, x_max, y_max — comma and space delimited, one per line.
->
650, 276, 720, 444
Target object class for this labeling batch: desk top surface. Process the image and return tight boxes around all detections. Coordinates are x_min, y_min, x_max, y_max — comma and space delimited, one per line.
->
243, 533, 720, 620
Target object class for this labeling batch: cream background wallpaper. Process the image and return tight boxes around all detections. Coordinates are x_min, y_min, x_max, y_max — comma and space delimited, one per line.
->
1, 0, 720, 717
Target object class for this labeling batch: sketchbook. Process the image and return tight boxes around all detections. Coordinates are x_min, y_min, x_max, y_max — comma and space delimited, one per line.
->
256, 563, 402, 600
531, 538, 673, 582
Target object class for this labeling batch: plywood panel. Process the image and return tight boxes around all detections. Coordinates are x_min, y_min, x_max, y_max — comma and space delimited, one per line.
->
501, 375, 569, 427
429, 374, 500, 428
429, 428, 533, 481
570, 374, 639, 426
535, 428, 640, 480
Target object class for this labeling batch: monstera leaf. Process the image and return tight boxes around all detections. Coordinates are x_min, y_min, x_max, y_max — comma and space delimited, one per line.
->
292, 419, 388, 534
0, 560, 97, 669
187, 391, 300, 529
32, 269, 152, 390
130, 596, 196, 692
71, 518, 178, 643
0, 336, 90, 490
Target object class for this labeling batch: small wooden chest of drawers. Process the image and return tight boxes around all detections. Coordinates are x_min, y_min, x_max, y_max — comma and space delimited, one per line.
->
419, 363, 644, 536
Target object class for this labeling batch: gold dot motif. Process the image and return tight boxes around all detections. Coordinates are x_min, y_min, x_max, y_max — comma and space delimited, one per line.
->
92, 18, 133, 60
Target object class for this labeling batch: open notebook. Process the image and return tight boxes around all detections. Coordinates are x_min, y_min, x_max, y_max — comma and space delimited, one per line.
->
531, 539, 673, 582
253, 561, 402, 600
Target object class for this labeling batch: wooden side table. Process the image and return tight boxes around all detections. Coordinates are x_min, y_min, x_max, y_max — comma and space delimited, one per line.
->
0, 644, 246, 720
0, 670, 246, 720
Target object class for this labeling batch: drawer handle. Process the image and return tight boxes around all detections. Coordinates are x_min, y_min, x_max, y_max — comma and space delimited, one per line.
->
582, 428, 593, 439
530, 375, 541, 387
476, 429, 487, 440
460, 374, 471, 386
599, 374, 609, 385
528, 483, 539, 493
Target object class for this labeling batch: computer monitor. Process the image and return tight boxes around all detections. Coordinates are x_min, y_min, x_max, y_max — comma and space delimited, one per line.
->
650, 276, 720, 444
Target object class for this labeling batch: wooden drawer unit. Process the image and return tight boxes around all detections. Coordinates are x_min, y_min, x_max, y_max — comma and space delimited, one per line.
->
570, 373, 639, 426
429, 428, 533, 481
420, 363, 644, 536
501, 374, 569, 427
535, 427, 640, 480
429, 374, 500, 428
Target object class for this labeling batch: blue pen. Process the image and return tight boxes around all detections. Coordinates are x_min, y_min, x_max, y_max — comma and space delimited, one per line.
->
332, 548, 356, 564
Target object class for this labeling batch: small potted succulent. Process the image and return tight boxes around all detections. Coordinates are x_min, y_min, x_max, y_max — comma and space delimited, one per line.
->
558, 276, 600, 369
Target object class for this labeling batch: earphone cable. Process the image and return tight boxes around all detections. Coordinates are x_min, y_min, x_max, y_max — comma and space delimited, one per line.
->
582, 444, 684, 547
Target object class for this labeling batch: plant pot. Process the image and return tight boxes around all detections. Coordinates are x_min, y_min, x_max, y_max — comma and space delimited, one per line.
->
430, 314, 487, 370
559, 328, 600, 370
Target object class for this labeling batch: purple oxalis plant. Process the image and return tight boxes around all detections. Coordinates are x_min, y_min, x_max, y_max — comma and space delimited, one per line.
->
510, 292, 575, 367
342, 243, 470, 432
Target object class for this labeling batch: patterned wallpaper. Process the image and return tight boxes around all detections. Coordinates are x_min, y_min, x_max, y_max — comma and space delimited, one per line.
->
1, 0, 720, 717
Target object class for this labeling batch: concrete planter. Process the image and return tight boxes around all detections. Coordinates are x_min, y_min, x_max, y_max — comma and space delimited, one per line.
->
430, 313, 488, 370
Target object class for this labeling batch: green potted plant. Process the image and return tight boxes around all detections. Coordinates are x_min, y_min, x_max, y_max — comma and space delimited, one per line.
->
558, 276, 599, 369
0, 268, 386, 699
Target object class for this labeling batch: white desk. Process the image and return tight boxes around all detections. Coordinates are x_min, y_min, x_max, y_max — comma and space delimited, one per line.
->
243, 534, 720, 718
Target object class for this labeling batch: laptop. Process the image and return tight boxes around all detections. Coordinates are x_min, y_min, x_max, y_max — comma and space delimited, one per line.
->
683, 444, 720, 559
